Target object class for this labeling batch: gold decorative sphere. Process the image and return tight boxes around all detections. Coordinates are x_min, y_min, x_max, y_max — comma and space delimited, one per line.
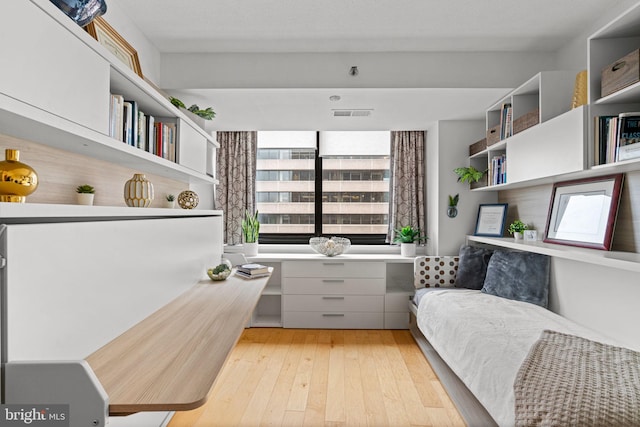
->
0, 149, 39, 203
178, 190, 199, 209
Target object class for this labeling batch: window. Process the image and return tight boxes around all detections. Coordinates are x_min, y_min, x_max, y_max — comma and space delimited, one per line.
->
256, 131, 390, 244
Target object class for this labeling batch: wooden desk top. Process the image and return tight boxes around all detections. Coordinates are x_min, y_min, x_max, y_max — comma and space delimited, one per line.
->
86, 270, 270, 415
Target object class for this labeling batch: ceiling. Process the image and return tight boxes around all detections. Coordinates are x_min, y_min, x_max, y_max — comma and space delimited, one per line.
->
108, 0, 628, 130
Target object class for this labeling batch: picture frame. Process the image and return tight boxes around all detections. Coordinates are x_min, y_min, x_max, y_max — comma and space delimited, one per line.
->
85, 16, 143, 78
474, 203, 508, 237
543, 174, 624, 250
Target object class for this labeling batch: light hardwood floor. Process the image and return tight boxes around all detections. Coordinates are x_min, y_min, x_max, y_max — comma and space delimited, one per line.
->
168, 328, 465, 427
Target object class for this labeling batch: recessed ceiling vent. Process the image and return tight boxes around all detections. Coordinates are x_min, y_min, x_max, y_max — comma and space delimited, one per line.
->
332, 109, 373, 117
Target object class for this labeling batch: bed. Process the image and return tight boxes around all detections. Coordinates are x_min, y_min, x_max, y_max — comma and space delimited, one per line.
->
409, 251, 640, 427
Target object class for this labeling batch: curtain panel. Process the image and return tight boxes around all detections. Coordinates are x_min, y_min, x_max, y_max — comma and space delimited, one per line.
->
215, 131, 257, 244
387, 131, 426, 243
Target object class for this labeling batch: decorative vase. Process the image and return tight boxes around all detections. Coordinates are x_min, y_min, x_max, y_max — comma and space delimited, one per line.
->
178, 190, 199, 209
49, 0, 107, 27
244, 242, 259, 257
400, 243, 417, 257
571, 70, 588, 109
76, 193, 94, 206
514, 232, 524, 240
124, 173, 154, 207
0, 149, 39, 203
447, 206, 458, 218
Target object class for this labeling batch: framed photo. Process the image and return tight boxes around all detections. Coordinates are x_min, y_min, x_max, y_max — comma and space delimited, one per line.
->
544, 174, 624, 250
85, 17, 143, 78
474, 203, 508, 237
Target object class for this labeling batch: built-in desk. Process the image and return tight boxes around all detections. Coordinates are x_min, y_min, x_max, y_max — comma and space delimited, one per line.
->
86, 271, 270, 415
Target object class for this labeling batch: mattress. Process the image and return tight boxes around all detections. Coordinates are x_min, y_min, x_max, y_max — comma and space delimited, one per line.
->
416, 289, 622, 427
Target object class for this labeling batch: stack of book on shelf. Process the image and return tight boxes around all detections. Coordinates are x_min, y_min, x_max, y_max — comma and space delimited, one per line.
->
109, 94, 178, 162
489, 154, 507, 185
594, 112, 640, 165
235, 263, 270, 279
499, 102, 513, 140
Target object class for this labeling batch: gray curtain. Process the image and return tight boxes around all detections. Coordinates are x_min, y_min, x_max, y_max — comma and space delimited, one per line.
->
387, 131, 426, 242
215, 131, 257, 244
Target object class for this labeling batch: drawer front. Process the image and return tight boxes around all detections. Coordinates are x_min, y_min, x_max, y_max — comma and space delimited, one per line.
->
601, 49, 640, 98
282, 261, 385, 278
283, 311, 383, 329
384, 293, 412, 312
282, 278, 385, 295
384, 312, 409, 330
284, 295, 383, 312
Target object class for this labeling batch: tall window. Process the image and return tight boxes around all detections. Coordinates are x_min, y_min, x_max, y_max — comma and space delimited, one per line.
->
256, 131, 390, 243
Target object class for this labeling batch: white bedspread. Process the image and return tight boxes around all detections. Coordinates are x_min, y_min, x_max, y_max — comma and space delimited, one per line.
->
416, 290, 620, 427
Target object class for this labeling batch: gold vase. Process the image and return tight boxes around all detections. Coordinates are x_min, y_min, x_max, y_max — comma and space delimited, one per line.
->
124, 173, 154, 207
571, 70, 588, 109
0, 149, 39, 203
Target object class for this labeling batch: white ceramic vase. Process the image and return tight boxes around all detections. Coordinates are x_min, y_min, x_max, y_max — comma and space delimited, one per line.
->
76, 193, 94, 206
400, 243, 417, 257
124, 173, 154, 207
244, 242, 259, 257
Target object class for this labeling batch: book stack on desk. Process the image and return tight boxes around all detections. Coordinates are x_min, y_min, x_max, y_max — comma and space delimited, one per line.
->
235, 263, 270, 279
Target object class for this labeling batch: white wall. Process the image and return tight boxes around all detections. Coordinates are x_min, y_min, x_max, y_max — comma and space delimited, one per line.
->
426, 120, 498, 255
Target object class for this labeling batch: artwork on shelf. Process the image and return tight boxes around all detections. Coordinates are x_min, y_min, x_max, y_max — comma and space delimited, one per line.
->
543, 174, 624, 251
85, 16, 143, 78
474, 203, 508, 237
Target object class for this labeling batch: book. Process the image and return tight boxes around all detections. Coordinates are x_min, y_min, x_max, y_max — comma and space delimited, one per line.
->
237, 263, 269, 275
234, 270, 271, 280
125, 100, 139, 146
616, 112, 640, 161
123, 101, 133, 145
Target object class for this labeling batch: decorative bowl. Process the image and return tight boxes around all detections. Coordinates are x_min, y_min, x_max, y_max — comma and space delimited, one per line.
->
309, 237, 351, 257
207, 267, 231, 281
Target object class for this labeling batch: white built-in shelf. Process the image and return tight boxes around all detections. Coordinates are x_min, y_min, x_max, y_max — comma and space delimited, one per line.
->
0, 202, 221, 223
249, 253, 415, 263
468, 235, 640, 273
595, 81, 640, 105
251, 315, 283, 327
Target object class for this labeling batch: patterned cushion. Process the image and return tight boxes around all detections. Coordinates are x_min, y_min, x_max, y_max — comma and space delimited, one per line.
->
414, 256, 459, 289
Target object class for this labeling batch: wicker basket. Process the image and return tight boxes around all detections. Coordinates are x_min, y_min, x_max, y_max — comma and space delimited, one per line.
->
486, 125, 500, 146
513, 108, 540, 135
469, 138, 487, 156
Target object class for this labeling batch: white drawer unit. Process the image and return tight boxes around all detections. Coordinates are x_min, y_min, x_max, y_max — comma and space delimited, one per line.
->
282, 260, 386, 329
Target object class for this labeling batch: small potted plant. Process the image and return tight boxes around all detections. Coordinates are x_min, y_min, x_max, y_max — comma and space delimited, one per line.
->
242, 209, 260, 256
447, 194, 459, 218
162, 194, 176, 208
508, 220, 528, 240
75, 184, 95, 206
453, 166, 486, 184
393, 225, 428, 257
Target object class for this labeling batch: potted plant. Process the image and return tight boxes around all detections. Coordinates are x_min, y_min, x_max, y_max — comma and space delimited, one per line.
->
76, 184, 95, 206
447, 194, 459, 218
453, 166, 485, 184
393, 225, 428, 257
162, 194, 176, 208
508, 219, 528, 240
242, 209, 260, 256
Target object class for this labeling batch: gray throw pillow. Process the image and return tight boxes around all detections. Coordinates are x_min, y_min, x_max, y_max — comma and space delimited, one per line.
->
454, 245, 494, 290
481, 250, 550, 308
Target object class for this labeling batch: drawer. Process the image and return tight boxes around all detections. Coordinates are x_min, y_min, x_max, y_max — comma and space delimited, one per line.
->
284, 295, 383, 312
283, 311, 383, 329
601, 48, 640, 98
384, 312, 409, 330
384, 293, 413, 312
282, 278, 385, 295
282, 261, 385, 278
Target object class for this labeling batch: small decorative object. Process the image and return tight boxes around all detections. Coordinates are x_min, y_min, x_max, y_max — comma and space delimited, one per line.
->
309, 237, 351, 257
162, 194, 176, 208
207, 264, 231, 281
178, 190, 199, 209
393, 225, 428, 257
571, 70, 588, 109
447, 194, 459, 218
508, 220, 529, 240
523, 230, 538, 241
544, 174, 623, 251
49, 0, 106, 27
242, 209, 260, 256
124, 173, 154, 207
0, 149, 39, 203
75, 184, 95, 206
474, 203, 508, 237
454, 166, 485, 184
85, 17, 143, 78
170, 97, 216, 120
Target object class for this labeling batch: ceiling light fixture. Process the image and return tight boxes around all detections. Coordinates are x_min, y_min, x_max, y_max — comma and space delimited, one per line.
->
329, 95, 341, 102
349, 66, 359, 76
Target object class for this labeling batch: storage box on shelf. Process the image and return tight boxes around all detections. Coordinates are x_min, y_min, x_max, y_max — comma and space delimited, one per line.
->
0, 0, 217, 204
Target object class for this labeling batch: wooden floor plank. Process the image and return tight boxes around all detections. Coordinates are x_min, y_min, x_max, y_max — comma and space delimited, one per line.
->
168, 328, 465, 427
